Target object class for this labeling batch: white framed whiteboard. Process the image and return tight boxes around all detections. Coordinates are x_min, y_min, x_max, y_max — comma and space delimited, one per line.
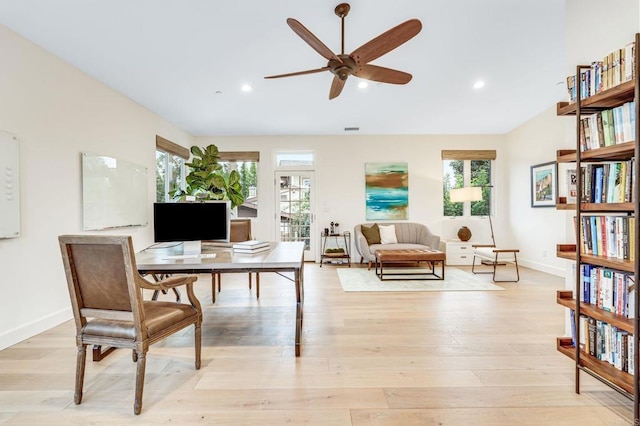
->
82, 152, 148, 230
0, 131, 20, 238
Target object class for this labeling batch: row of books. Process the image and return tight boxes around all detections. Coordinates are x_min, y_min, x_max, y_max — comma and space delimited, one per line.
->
579, 264, 635, 318
571, 311, 634, 374
576, 215, 635, 260
566, 40, 635, 102
579, 101, 636, 151
578, 160, 635, 204
232, 240, 270, 253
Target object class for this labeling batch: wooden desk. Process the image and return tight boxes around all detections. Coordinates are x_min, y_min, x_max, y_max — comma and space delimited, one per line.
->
136, 242, 305, 356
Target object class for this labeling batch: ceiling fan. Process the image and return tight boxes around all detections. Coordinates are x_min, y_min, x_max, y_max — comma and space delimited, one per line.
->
264, 3, 422, 100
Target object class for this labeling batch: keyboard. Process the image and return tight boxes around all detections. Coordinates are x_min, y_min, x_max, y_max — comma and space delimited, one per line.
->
162, 253, 217, 260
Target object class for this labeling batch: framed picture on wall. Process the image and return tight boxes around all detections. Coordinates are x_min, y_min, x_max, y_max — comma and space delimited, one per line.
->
530, 161, 557, 208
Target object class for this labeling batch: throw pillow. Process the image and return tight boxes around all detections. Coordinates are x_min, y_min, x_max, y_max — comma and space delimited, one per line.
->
379, 224, 398, 244
361, 223, 381, 245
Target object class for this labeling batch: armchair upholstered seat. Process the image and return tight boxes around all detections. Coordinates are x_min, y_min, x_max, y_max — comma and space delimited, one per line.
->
58, 235, 202, 415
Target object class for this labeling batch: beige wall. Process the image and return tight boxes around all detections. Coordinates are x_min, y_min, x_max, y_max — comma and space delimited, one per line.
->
0, 24, 193, 349
197, 134, 508, 250
505, 106, 570, 275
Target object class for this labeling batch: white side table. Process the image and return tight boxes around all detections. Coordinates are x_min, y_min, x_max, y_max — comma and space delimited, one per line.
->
444, 240, 474, 265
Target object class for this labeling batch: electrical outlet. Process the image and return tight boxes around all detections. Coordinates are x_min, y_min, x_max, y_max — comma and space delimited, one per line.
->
542, 250, 547, 258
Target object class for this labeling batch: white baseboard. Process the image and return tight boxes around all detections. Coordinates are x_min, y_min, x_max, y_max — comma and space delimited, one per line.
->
519, 259, 565, 277
0, 307, 72, 351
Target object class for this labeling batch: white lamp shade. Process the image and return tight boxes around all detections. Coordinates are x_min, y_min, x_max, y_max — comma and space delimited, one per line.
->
449, 186, 483, 202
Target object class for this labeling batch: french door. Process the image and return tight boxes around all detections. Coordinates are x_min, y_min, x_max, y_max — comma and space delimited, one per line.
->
275, 171, 315, 261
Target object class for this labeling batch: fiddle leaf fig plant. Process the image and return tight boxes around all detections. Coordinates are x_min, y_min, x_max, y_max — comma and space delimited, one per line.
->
170, 144, 245, 209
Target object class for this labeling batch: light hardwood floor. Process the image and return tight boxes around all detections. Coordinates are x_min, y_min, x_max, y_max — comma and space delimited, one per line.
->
0, 263, 634, 425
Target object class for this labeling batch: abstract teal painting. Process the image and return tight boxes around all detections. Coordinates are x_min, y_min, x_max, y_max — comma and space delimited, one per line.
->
365, 162, 408, 220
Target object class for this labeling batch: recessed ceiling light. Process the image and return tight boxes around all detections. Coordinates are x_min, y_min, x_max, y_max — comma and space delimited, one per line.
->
473, 80, 485, 89
358, 81, 368, 89
241, 84, 252, 92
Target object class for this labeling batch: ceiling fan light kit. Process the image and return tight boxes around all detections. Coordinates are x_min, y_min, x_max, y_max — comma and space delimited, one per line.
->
264, 3, 422, 99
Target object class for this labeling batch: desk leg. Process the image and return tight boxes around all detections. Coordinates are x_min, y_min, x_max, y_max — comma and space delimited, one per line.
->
295, 265, 304, 357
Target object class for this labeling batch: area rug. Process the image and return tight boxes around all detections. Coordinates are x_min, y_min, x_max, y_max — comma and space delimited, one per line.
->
336, 267, 504, 292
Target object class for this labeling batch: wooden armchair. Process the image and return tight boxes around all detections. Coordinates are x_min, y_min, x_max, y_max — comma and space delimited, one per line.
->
212, 218, 261, 299
58, 235, 202, 415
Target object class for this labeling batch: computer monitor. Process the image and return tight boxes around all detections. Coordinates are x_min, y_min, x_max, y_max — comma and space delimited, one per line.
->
153, 201, 230, 254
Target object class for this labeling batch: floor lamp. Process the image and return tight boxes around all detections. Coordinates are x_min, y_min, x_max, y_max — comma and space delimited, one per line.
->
449, 186, 495, 246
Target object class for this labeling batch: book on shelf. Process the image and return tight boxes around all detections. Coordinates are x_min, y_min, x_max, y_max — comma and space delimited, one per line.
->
579, 215, 635, 260
580, 161, 634, 203
564, 40, 636, 102
567, 169, 577, 203
578, 101, 636, 151
232, 240, 269, 250
578, 264, 635, 318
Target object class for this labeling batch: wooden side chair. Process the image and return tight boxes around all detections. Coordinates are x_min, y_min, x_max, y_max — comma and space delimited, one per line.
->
58, 235, 202, 415
212, 218, 261, 300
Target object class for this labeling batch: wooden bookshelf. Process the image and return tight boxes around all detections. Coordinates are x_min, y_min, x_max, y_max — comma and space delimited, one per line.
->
556, 291, 634, 332
556, 337, 634, 395
557, 79, 635, 116
557, 149, 577, 163
556, 244, 576, 260
555, 33, 640, 422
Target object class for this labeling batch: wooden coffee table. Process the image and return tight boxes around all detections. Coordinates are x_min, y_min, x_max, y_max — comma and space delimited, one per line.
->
374, 248, 446, 281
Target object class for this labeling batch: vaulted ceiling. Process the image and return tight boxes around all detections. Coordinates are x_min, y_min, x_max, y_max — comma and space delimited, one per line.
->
0, 0, 565, 136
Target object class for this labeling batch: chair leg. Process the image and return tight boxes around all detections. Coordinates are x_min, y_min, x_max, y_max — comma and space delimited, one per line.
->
249, 272, 252, 290
74, 344, 87, 405
195, 323, 202, 370
490, 252, 520, 283
134, 350, 147, 415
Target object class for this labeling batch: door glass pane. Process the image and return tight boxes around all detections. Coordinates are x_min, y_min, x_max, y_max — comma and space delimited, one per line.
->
276, 153, 313, 167
279, 174, 311, 250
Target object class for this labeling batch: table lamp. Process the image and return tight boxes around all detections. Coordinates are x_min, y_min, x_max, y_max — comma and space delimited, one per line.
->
449, 186, 483, 242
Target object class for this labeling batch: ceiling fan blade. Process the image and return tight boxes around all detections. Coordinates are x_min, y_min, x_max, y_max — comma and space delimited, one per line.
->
287, 18, 343, 63
329, 76, 346, 100
351, 19, 422, 64
264, 67, 331, 79
354, 64, 412, 84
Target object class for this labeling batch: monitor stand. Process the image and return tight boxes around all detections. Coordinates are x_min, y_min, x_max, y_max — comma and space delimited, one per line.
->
182, 240, 202, 256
